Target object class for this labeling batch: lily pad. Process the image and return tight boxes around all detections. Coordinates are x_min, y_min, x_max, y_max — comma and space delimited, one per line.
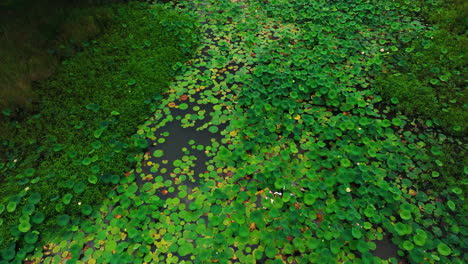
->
57, 214, 70, 226
18, 222, 31, 233
437, 242, 451, 256
153, 149, 164, 158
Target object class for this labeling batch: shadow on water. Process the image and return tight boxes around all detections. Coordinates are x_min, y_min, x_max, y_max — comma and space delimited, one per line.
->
372, 234, 401, 262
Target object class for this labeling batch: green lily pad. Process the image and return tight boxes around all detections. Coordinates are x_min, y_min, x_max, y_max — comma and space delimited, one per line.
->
402, 241, 414, 251
62, 193, 73, 205
265, 245, 278, 258
352, 227, 362, 239
413, 230, 427, 246
24, 168, 36, 177
91, 141, 103, 149
179, 103, 189, 110
239, 225, 249, 238
32, 212, 45, 224
18, 222, 31, 233
81, 204, 93, 216
400, 210, 412, 220
394, 222, 412, 236
447, 200, 455, 211
6, 201, 17, 212
88, 175, 98, 184
153, 149, 164, 158
22, 204, 35, 215
57, 214, 70, 226
24, 231, 39, 244
437, 242, 451, 256
208, 126, 219, 133
304, 193, 316, 205
178, 242, 194, 256
340, 159, 351, 168
73, 182, 86, 194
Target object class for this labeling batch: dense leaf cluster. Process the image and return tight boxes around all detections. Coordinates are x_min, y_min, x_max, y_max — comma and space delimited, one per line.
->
0, 1, 199, 261
0, 0, 465, 263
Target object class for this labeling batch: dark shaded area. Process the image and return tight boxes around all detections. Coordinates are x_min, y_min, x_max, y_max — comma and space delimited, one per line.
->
0, 0, 132, 113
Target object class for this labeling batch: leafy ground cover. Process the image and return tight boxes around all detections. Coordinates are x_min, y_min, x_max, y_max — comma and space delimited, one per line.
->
374, 0, 467, 193
0, 1, 199, 260
376, 0, 466, 137
2, 0, 466, 263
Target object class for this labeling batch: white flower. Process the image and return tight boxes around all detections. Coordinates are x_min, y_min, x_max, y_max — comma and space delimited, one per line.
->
380, 48, 385, 52
25, 187, 30, 191
78, 202, 82, 206
346, 187, 351, 192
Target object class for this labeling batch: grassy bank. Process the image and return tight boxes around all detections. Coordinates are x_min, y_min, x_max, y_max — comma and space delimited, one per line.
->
0, 0, 126, 113
0, 1, 199, 260
373, 0, 467, 192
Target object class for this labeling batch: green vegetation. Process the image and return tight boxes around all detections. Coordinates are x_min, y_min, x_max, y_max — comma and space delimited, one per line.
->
0, 0, 466, 263
376, 0, 466, 136
374, 0, 467, 192
0, 1, 199, 259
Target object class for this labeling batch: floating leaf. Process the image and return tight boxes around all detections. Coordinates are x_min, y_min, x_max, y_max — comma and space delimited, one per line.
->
82, 157, 93, 166
447, 200, 455, 211
352, 227, 362, 239
6, 201, 17, 212
24, 168, 36, 177
22, 204, 35, 215
400, 210, 412, 220
394, 222, 412, 236
153, 149, 164, 158
32, 212, 45, 224
62, 193, 73, 205
265, 245, 278, 258
88, 175, 98, 184
451, 187, 462, 195
179, 103, 189, 110
28, 193, 41, 204
57, 214, 70, 226
208, 126, 219, 133
135, 138, 148, 149
18, 222, 31, 233
24, 231, 39, 244
73, 182, 86, 194
392, 118, 403, 127
413, 229, 427, 246
304, 193, 316, 205
402, 241, 414, 251
178, 242, 194, 256
91, 141, 103, 150
437, 242, 451, 256
81, 204, 93, 216
340, 159, 351, 168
